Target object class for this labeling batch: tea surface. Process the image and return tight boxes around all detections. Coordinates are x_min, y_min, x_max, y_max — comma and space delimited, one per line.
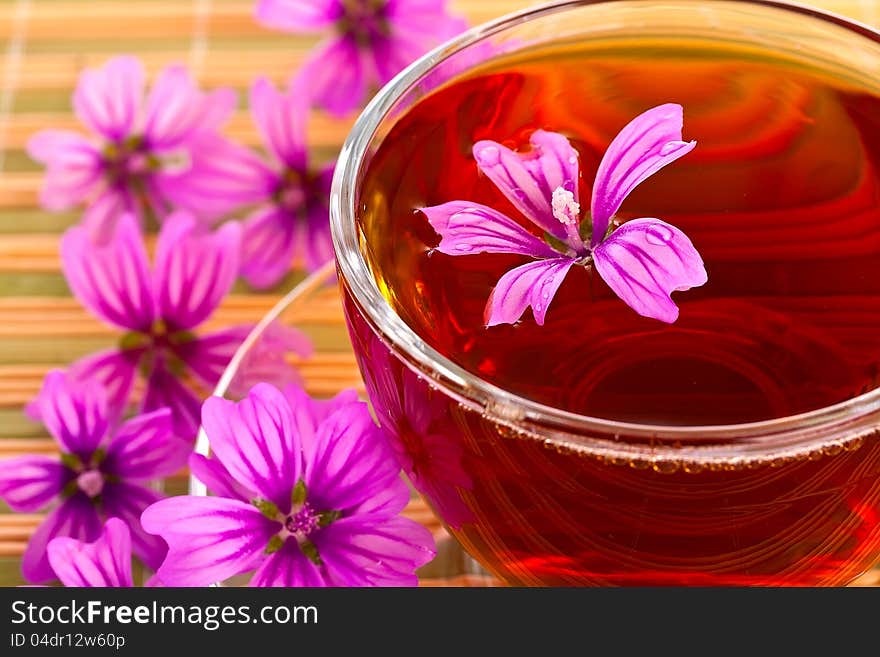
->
359, 40, 880, 425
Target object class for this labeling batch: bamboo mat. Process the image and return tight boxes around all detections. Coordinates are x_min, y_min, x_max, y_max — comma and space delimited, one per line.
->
0, 0, 878, 588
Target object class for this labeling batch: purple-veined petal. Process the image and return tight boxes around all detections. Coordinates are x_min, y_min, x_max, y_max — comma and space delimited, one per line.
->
485, 257, 574, 327
68, 348, 140, 422
283, 384, 360, 431
301, 164, 335, 272
472, 131, 580, 240
27, 130, 103, 210
73, 56, 144, 143
592, 217, 707, 323
422, 201, 560, 258
22, 494, 102, 584
296, 37, 367, 117
104, 408, 188, 481
31, 370, 109, 462
372, 6, 467, 84
250, 77, 307, 170
81, 187, 139, 243
141, 496, 277, 587
189, 453, 256, 502
0, 456, 69, 512
101, 481, 167, 571
313, 515, 435, 587
174, 325, 252, 389
143, 64, 226, 150
226, 322, 314, 398
240, 206, 297, 289
61, 212, 155, 332
47, 517, 133, 587
154, 135, 277, 220
304, 402, 410, 516
255, 0, 342, 31
201, 384, 306, 512
142, 361, 203, 441
154, 212, 241, 331
197, 88, 237, 135
249, 539, 327, 587
590, 103, 696, 245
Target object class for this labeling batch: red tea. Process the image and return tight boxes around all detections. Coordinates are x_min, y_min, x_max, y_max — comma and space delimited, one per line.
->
346, 39, 880, 585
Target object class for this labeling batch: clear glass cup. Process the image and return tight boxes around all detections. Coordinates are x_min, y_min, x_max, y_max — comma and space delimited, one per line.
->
329, 0, 880, 586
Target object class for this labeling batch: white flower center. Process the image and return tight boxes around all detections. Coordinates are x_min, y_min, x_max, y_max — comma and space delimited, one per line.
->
551, 187, 580, 226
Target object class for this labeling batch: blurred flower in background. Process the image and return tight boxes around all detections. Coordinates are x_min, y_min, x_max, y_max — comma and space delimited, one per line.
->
27, 56, 236, 240
256, 0, 467, 115
47, 518, 140, 587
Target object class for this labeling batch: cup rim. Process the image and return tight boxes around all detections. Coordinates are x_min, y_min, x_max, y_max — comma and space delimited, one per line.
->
329, 0, 880, 446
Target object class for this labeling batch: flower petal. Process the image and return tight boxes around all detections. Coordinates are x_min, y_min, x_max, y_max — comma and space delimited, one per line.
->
30, 370, 109, 461
154, 212, 241, 330
313, 515, 435, 587
240, 206, 297, 289
422, 201, 560, 258
104, 408, 188, 480
592, 218, 707, 323
27, 130, 103, 210
0, 456, 69, 512
69, 348, 140, 422
47, 517, 133, 587
141, 496, 276, 587
144, 64, 233, 150
189, 453, 255, 502
249, 539, 327, 587
472, 131, 580, 240
201, 383, 306, 511
305, 401, 410, 516
155, 135, 277, 220
142, 361, 203, 441
174, 325, 252, 389
296, 37, 367, 117
255, 0, 342, 31
83, 187, 141, 243
101, 481, 167, 571
590, 103, 696, 245
302, 165, 335, 272
485, 257, 574, 327
250, 77, 307, 170
61, 212, 155, 332
22, 494, 102, 584
73, 56, 144, 142
226, 323, 314, 398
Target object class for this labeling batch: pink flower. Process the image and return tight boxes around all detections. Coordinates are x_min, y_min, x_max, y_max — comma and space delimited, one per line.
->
27, 56, 236, 239
256, 0, 467, 116
188, 78, 335, 289
57, 211, 311, 440
142, 382, 435, 586
421, 104, 708, 326
47, 518, 135, 587
0, 371, 187, 583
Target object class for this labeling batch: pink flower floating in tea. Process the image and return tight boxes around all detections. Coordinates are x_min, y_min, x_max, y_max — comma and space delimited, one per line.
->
27, 56, 235, 240
0, 371, 188, 583
58, 211, 311, 440
47, 518, 139, 587
256, 0, 467, 116
142, 382, 435, 586
421, 103, 708, 325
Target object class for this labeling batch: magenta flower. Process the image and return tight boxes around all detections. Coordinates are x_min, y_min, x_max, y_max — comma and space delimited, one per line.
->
256, 0, 466, 116
142, 383, 435, 586
47, 518, 135, 587
421, 104, 708, 326
0, 371, 187, 583
181, 78, 335, 289
58, 210, 309, 440
27, 56, 236, 239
